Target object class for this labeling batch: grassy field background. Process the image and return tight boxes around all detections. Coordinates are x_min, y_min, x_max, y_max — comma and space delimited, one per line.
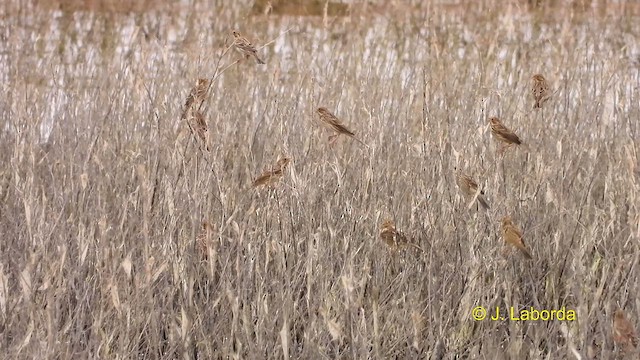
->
1, 0, 640, 358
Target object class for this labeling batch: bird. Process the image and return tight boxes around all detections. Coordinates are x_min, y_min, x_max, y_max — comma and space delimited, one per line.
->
456, 171, 490, 210
489, 117, 522, 154
190, 111, 209, 150
196, 221, 215, 257
316, 107, 367, 146
380, 219, 423, 252
500, 216, 532, 259
531, 74, 550, 109
252, 156, 291, 188
181, 78, 210, 120
613, 308, 638, 352
232, 30, 265, 65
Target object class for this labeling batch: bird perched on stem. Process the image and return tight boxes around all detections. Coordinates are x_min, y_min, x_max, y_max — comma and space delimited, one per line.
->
455, 171, 490, 210
489, 117, 522, 155
181, 78, 210, 120
316, 107, 367, 147
380, 219, 423, 252
252, 156, 291, 188
196, 221, 215, 258
500, 216, 532, 259
232, 30, 265, 64
531, 74, 550, 109
190, 111, 209, 151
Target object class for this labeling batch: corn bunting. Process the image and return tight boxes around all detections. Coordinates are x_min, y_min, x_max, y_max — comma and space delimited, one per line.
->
316, 107, 366, 146
181, 78, 209, 120
232, 30, 265, 65
501, 216, 532, 259
252, 156, 291, 188
531, 74, 550, 109
456, 172, 490, 210
380, 219, 423, 252
191, 111, 209, 150
489, 117, 522, 155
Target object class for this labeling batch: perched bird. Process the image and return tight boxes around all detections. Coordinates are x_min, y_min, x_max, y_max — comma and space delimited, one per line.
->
181, 78, 210, 120
316, 107, 367, 146
252, 156, 291, 188
380, 219, 423, 252
190, 111, 209, 150
456, 172, 490, 210
531, 74, 550, 109
196, 221, 215, 257
613, 308, 638, 352
489, 117, 522, 154
232, 30, 265, 65
500, 216, 532, 259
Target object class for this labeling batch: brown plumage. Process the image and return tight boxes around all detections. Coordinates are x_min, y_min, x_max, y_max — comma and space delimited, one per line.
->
252, 156, 291, 188
531, 74, 550, 109
380, 219, 423, 252
190, 111, 209, 150
196, 221, 215, 257
489, 117, 522, 146
232, 30, 265, 65
456, 172, 490, 210
316, 107, 367, 146
181, 78, 210, 120
613, 309, 638, 352
501, 216, 532, 259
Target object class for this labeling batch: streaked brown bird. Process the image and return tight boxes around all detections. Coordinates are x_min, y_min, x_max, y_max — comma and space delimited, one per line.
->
380, 219, 423, 252
613, 308, 638, 352
500, 216, 532, 259
456, 172, 490, 210
252, 156, 291, 188
316, 107, 367, 146
531, 74, 550, 109
196, 221, 215, 257
190, 111, 209, 150
232, 30, 265, 65
489, 117, 522, 155
181, 78, 210, 120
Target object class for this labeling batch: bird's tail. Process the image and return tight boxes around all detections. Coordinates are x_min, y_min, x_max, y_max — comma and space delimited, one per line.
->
350, 135, 369, 148
478, 195, 490, 210
519, 246, 533, 259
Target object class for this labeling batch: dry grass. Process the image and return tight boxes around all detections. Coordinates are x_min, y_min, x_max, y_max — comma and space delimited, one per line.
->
1, 0, 640, 358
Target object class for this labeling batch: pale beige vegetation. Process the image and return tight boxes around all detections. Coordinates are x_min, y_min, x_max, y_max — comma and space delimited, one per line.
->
1, 0, 640, 358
